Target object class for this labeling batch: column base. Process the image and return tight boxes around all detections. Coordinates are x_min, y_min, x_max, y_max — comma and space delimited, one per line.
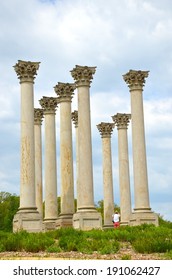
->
120, 221, 130, 226
103, 224, 114, 229
56, 213, 73, 228
129, 209, 159, 226
43, 218, 58, 231
73, 210, 102, 230
13, 208, 43, 232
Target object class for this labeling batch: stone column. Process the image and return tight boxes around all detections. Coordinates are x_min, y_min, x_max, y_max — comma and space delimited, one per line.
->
34, 108, 44, 218
71, 65, 102, 230
71, 110, 79, 207
97, 122, 114, 229
112, 113, 131, 225
39, 96, 58, 230
13, 60, 42, 232
54, 82, 75, 227
123, 70, 158, 226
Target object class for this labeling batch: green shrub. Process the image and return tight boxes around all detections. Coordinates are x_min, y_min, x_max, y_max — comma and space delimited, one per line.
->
53, 227, 83, 239
77, 239, 94, 254
58, 235, 82, 252
164, 250, 172, 259
159, 216, 172, 229
121, 254, 131, 260
133, 236, 172, 254
98, 241, 119, 254
0, 231, 9, 239
46, 243, 62, 253
0, 243, 5, 252
1, 221, 172, 257
23, 233, 54, 252
84, 229, 107, 240
3, 233, 24, 251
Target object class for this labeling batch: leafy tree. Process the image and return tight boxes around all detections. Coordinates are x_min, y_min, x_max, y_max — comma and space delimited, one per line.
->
95, 200, 120, 222
43, 197, 77, 218
0, 192, 19, 232
57, 197, 77, 214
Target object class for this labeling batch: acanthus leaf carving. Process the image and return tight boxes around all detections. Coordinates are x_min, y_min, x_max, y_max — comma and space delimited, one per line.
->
97, 122, 114, 138
70, 65, 96, 87
14, 60, 40, 83
39, 96, 58, 113
112, 113, 131, 129
123, 69, 149, 89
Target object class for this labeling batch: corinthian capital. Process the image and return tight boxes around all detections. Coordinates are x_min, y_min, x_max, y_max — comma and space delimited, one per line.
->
71, 110, 78, 128
54, 82, 76, 102
34, 108, 44, 125
13, 60, 40, 83
123, 70, 149, 90
97, 122, 114, 138
70, 65, 96, 87
39, 96, 58, 114
112, 113, 131, 129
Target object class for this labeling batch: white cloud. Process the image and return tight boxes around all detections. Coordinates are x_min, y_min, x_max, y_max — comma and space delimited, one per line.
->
0, 0, 172, 221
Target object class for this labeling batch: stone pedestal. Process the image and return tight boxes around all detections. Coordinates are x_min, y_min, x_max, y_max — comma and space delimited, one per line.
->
54, 83, 75, 227
13, 60, 42, 232
129, 210, 159, 226
72, 212, 102, 230
34, 108, 44, 218
123, 70, 158, 226
97, 122, 114, 229
39, 97, 58, 230
71, 65, 102, 230
112, 113, 132, 225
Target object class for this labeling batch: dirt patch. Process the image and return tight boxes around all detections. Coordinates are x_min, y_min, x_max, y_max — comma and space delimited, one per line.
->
0, 243, 167, 260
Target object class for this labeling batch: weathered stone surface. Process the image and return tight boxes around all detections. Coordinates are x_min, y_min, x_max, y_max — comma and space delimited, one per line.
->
97, 122, 114, 229
54, 82, 75, 102
55, 83, 75, 227
39, 96, 58, 114
39, 97, 58, 229
112, 113, 131, 129
73, 211, 102, 230
14, 60, 40, 83
97, 122, 114, 138
13, 210, 42, 232
70, 65, 96, 87
123, 70, 158, 226
112, 113, 131, 225
71, 65, 102, 230
34, 108, 44, 217
13, 60, 42, 232
123, 69, 149, 90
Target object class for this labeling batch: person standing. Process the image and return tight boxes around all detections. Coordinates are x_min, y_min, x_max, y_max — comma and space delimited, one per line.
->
112, 211, 120, 228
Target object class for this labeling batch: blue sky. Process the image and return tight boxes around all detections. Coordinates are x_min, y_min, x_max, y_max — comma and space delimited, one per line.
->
0, 0, 172, 221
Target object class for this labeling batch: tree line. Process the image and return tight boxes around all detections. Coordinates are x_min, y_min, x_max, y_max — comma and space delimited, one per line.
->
0, 191, 120, 232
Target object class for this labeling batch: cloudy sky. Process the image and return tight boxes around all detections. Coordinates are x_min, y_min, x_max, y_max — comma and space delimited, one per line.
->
0, 0, 172, 221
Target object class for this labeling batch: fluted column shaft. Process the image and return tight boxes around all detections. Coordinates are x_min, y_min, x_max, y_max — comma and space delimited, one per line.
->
34, 108, 44, 217
14, 60, 40, 210
54, 83, 75, 226
20, 82, 35, 208
71, 66, 95, 210
71, 65, 102, 230
97, 123, 114, 228
71, 110, 79, 208
39, 97, 58, 226
112, 113, 131, 224
13, 60, 42, 232
123, 70, 150, 211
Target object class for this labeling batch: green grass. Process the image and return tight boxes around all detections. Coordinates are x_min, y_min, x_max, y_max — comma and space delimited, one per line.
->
0, 221, 172, 258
